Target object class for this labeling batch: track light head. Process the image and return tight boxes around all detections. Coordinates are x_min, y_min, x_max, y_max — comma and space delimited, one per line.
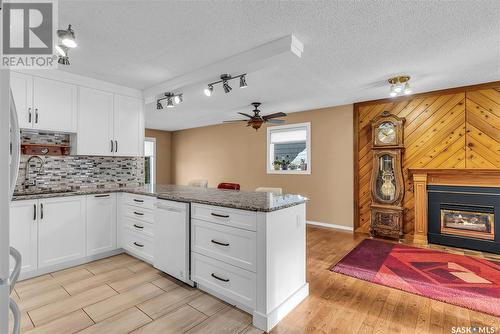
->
239, 75, 247, 88
58, 56, 70, 65
223, 80, 232, 93
55, 44, 68, 57
57, 24, 77, 48
204, 85, 213, 97
156, 101, 163, 110
174, 94, 183, 104
166, 97, 174, 108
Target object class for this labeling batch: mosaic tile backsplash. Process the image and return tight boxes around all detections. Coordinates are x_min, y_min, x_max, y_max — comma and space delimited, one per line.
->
15, 131, 144, 194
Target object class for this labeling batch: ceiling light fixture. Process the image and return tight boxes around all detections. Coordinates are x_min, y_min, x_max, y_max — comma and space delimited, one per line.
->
57, 56, 70, 66
156, 92, 183, 110
204, 73, 247, 97
388, 76, 411, 97
57, 24, 77, 48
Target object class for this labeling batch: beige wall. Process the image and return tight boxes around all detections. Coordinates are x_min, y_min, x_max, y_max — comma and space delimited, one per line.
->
170, 104, 354, 228
145, 129, 172, 184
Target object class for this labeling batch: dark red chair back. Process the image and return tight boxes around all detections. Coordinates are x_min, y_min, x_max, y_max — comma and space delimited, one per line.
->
217, 183, 241, 190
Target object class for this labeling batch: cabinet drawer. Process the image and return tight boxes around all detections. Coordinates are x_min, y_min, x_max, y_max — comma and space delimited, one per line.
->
123, 216, 154, 238
123, 193, 156, 211
122, 231, 153, 262
123, 204, 154, 224
192, 219, 256, 272
191, 253, 256, 310
191, 204, 257, 231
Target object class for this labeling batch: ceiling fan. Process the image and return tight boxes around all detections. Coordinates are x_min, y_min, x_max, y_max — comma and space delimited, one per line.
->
223, 102, 287, 130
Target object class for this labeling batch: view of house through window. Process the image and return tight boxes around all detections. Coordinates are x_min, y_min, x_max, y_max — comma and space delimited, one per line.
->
267, 122, 311, 174
144, 138, 156, 185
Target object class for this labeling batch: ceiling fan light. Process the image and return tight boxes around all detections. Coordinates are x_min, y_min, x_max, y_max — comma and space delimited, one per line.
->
223, 81, 232, 93
239, 75, 247, 88
404, 82, 412, 95
204, 85, 213, 97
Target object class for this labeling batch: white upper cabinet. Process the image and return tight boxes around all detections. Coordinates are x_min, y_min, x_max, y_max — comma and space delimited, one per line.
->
10, 72, 33, 129
33, 77, 77, 132
114, 94, 143, 157
77, 87, 114, 156
10, 72, 77, 132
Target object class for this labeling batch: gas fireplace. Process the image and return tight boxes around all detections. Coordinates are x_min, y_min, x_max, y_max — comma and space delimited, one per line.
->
428, 185, 499, 254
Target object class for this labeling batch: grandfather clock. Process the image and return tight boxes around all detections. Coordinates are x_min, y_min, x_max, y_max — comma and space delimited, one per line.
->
369, 111, 406, 240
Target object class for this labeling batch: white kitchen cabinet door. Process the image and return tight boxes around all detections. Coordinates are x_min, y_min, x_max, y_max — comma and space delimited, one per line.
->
114, 95, 143, 157
33, 77, 77, 132
10, 72, 33, 129
38, 196, 86, 268
77, 87, 114, 156
86, 193, 117, 256
9, 200, 38, 274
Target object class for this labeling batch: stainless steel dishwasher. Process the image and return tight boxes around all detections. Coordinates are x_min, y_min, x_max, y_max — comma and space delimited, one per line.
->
153, 199, 194, 286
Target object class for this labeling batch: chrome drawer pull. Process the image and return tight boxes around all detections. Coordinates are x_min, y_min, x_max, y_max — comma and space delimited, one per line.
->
134, 211, 144, 216
211, 213, 229, 218
211, 273, 230, 282
133, 242, 144, 248
133, 224, 144, 229
133, 199, 144, 203
211, 239, 229, 246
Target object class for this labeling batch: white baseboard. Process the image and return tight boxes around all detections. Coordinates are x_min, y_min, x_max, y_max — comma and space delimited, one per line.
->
306, 220, 353, 232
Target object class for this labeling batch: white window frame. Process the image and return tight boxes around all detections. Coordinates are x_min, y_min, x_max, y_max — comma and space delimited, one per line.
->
144, 137, 156, 185
267, 122, 311, 175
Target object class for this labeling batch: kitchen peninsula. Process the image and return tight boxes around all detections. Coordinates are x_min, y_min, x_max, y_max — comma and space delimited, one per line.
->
11, 185, 309, 331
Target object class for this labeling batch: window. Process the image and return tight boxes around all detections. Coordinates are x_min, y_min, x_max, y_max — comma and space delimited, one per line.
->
144, 137, 156, 185
267, 122, 311, 174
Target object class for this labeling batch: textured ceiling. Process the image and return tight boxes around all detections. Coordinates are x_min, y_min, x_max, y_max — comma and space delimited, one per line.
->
59, 1, 500, 130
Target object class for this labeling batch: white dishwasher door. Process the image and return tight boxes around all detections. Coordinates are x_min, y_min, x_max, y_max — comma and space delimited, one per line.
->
154, 200, 193, 286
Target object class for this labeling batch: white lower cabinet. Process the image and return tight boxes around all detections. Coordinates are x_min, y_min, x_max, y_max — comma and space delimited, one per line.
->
38, 196, 86, 269
10, 200, 38, 274
86, 194, 117, 256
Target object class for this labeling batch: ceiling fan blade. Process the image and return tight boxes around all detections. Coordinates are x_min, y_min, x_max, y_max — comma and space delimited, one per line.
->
238, 112, 254, 118
266, 119, 286, 124
263, 112, 287, 120
223, 120, 248, 123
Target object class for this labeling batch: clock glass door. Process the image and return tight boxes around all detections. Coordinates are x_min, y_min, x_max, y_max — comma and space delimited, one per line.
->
375, 154, 396, 202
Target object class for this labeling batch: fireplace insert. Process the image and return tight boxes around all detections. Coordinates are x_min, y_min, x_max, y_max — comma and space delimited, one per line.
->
428, 185, 499, 254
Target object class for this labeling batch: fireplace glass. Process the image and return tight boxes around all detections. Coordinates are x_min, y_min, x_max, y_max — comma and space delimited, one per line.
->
441, 208, 495, 240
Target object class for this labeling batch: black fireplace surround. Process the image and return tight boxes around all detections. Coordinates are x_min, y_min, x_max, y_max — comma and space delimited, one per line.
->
428, 185, 500, 254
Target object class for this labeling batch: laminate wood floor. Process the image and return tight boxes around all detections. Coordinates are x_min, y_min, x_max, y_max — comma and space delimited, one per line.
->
10, 254, 260, 334
10, 226, 500, 334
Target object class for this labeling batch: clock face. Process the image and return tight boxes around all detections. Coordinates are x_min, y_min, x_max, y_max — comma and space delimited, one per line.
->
377, 122, 397, 144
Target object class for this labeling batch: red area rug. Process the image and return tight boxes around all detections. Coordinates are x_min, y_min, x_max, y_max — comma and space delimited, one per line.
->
331, 239, 500, 317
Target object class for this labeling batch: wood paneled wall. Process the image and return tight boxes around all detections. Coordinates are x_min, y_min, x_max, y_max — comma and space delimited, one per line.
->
354, 82, 500, 234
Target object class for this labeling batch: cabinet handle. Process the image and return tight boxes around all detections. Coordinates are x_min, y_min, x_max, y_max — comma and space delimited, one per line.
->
133, 211, 144, 216
115, 140, 118, 153
211, 213, 229, 218
133, 199, 144, 203
211, 273, 230, 282
33, 204, 37, 220
111, 140, 114, 153
211, 239, 230, 246
40, 203, 43, 220
34, 108, 38, 124
133, 224, 144, 229
28, 108, 32, 123
133, 242, 144, 248
94, 194, 110, 198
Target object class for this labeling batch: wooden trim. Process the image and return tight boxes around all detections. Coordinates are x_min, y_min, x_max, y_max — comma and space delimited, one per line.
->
412, 173, 428, 244
354, 81, 500, 108
353, 104, 360, 230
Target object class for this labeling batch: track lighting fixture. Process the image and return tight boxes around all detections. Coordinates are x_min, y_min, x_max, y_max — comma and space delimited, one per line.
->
388, 76, 411, 97
204, 73, 247, 97
57, 24, 77, 48
156, 92, 183, 110
57, 56, 70, 66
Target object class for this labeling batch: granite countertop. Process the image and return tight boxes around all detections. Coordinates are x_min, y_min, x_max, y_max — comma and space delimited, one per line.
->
12, 184, 308, 212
